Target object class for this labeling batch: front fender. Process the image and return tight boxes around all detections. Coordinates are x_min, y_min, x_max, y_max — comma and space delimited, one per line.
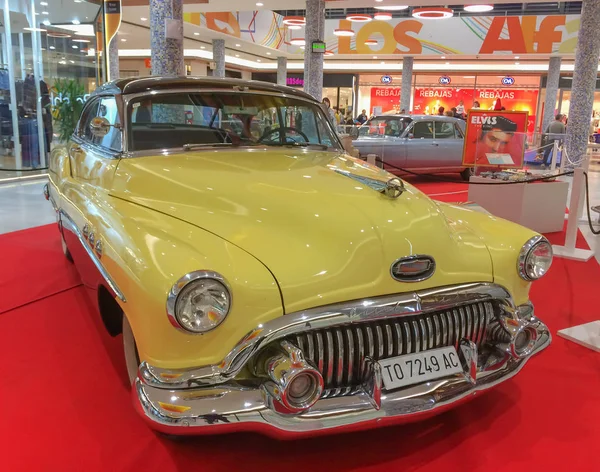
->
96, 197, 284, 370
436, 202, 538, 305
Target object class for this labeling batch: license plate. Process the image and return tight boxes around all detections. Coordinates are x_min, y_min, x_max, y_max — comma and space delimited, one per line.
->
378, 346, 463, 391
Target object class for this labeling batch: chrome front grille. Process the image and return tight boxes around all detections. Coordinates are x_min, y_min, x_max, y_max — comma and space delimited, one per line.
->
290, 301, 495, 390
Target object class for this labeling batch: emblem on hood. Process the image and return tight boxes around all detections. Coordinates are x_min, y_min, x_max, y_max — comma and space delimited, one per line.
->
334, 170, 405, 199
391, 255, 436, 282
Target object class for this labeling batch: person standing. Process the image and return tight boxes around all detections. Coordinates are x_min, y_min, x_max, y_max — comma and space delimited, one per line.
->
356, 109, 368, 124
322, 97, 336, 127
455, 100, 465, 118
542, 113, 566, 168
438, 106, 445, 116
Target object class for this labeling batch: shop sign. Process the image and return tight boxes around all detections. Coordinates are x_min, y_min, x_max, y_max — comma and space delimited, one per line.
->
439, 75, 451, 85
370, 87, 402, 114
501, 76, 516, 86
462, 110, 529, 168
381, 75, 393, 84
286, 77, 304, 86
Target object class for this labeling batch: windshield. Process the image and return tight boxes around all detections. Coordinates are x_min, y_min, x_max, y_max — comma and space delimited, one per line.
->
359, 117, 412, 138
127, 91, 342, 152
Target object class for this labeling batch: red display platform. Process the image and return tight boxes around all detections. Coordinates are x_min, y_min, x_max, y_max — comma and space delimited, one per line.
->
0, 181, 598, 471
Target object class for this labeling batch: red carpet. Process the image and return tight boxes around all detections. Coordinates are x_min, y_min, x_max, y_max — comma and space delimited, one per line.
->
0, 189, 598, 471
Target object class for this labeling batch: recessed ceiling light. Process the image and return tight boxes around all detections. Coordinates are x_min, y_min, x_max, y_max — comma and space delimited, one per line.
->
333, 29, 355, 37
72, 39, 90, 43
121, 38, 127, 42
346, 14, 372, 22
235, 54, 240, 57
42, 20, 51, 26
257, 59, 261, 62
236, 43, 241, 47
194, 32, 199, 36
23, 27, 47, 32
282, 16, 306, 26
72, 45, 78, 49
49, 46, 55, 50
59, 60, 67, 65
374, 5, 408, 10
464, 5, 494, 13
373, 12, 393, 21
256, 2, 264, 5
140, 17, 147, 22
35, 12, 40, 16
515, 56, 520, 59
412, 7, 454, 19
200, 46, 205, 49
380, 61, 385, 64
375, 0, 383, 2
445, 61, 450, 65
70, 60, 75, 64
373, 56, 378, 59
287, 24, 302, 30
441, 56, 446, 59
365, 39, 378, 46
42, 11, 49, 15
266, 52, 271, 55
72, 19, 80, 25
40, 1, 48, 5
290, 38, 305, 46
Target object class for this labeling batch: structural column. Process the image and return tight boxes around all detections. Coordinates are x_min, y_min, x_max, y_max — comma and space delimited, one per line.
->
108, 36, 120, 81
303, 0, 325, 100
277, 56, 287, 86
542, 56, 562, 132
212, 39, 225, 78
566, 0, 600, 165
400, 57, 414, 113
150, 0, 184, 76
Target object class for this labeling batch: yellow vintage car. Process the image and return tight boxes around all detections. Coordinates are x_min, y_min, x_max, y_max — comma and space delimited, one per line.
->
45, 77, 552, 437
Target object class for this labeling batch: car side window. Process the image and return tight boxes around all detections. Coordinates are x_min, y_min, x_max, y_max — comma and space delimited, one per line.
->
412, 121, 434, 139
434, 120, 456, 139
90, 97, 122, 151
78, 99, 100, 140
455, 123, 465, 139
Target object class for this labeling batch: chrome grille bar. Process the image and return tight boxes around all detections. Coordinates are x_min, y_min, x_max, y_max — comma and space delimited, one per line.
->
288, 301, 495, 390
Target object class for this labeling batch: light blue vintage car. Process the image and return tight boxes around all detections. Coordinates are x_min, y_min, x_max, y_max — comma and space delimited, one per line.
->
353, 115, 472, 180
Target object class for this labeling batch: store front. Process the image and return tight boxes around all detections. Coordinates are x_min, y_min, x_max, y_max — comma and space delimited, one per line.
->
252, 72, 356, 116
1, 1, 101, 180
358, 73, 541, 134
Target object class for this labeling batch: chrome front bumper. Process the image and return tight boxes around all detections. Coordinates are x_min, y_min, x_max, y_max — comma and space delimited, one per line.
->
133, 291, 550, 437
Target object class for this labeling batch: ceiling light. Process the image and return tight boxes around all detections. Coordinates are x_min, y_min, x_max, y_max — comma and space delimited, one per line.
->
72, 39, 90, 42
121, 38, 127, 42
59, 60, 67, 65
42, 11, 49, 15
374, 5, 408, 11
515, 56, 520, 59
23, 27, 47, 32
235, 54, 239, 57
324, 50, 334, 56
441, 56, 446, 59
200, 46, 205, 49
266, 52, 271, 55
373, 12, 393, 21
282, 16, 306, 26
464, 5, 494, 13
194, 32, 199, 36
42, 20, 51, 26
140, 17, 147, 21
49, 46, 55, 50
365, 39, 378, 46
72, 45, 78, 49
256, 2, 264, 5
72, 19, 80, 25
380, 61, 385, 64
375, 0, 383, 2
373, 56, 378, 59
257, 59, 261, 62
40, 1, 48, 5
47, 32, 70, 38
412, 7, 454, 19
346, 14, 372, 22
70, 60, 75, 64
235, 43, 241, 47
334, 29, 355, 37
290, 38, 306, 46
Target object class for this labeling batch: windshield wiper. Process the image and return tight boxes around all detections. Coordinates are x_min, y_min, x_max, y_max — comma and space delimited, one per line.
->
183, 143, 234, 151
266, 141, 330, 151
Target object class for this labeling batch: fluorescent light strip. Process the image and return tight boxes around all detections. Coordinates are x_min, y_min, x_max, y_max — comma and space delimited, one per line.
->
118, 49, 578, 72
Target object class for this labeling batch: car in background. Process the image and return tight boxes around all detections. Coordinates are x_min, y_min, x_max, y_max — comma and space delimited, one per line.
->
45, 77, 551, 437
353, 115, 472, 180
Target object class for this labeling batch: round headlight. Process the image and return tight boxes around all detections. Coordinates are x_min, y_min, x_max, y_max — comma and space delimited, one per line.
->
167, 272, 231, 333
518, 236, 553, 281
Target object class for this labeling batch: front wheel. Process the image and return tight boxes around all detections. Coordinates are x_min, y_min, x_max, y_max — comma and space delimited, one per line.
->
460, 167, 474, 181
123, 315, 140, 384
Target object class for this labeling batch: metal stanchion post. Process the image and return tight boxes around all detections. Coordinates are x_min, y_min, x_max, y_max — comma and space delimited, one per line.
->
550, 139, 560, 171
553, 152, 594, 261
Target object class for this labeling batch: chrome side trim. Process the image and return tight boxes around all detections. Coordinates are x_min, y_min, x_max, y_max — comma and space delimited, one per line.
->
139, 283, 513, 390
59, 209, 126, 302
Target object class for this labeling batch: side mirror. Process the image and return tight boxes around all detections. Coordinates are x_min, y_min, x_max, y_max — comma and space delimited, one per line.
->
89, 116, 111, 137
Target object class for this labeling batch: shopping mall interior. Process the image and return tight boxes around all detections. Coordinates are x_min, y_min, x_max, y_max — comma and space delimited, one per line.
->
0, 1, 598, 470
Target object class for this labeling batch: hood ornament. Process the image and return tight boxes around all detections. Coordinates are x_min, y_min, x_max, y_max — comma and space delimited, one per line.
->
334, 170, 405, 199
391, 255, 436, 282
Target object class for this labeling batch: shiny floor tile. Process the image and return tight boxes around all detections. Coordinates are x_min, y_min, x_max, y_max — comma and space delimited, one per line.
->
0, 179, 56, 235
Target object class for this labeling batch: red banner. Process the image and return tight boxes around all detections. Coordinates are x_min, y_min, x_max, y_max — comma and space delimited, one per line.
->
473, 89, 539, 134
462, 111, 529, 168
412, 87, 474, 115
370, 87, 402, 114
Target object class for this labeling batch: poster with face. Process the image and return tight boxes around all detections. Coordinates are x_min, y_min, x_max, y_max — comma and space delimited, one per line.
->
462, 111, 529, 168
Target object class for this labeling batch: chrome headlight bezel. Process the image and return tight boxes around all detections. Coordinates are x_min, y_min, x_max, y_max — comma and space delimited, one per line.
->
517, 236, 553, 281
166, 271, 232, 334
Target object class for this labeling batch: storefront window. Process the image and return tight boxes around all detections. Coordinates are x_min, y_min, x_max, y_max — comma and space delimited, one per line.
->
0, 1, 101, 181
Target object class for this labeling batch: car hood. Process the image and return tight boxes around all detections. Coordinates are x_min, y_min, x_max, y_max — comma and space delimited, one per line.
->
111, 149, 493, 313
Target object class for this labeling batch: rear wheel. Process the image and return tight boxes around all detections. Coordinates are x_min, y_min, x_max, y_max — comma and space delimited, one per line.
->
460, 167, 474, 181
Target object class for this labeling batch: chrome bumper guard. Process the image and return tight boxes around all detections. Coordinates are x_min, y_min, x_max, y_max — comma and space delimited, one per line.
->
133, 284, 551, 437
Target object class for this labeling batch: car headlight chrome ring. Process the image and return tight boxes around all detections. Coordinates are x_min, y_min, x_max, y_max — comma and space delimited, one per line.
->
166, 271, 231, 334
517, 236, 553, 281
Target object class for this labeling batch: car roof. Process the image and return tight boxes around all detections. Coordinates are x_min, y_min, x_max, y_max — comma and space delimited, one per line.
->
372, 114, 460, 122
91, 76, 317, 102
